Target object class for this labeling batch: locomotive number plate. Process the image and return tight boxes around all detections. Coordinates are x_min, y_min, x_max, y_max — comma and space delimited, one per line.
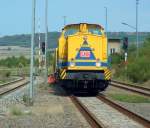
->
80, 51, 90, 57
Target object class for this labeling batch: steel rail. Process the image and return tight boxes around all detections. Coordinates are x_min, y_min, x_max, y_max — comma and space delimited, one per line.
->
110, 83, 150, 97
70, 95, 106, 128
0, 81, 29, 96
0, 77, 24, 88
97, 95, 150, 128
112, 80, 150, 92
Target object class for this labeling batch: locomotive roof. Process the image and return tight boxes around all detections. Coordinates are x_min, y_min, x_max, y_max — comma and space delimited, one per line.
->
63, 23, 104, 30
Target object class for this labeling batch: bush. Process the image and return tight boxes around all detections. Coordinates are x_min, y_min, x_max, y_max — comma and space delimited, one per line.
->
47, 51, 54, 66
114, 37, 150, 83
5, 71, 11, 77
0, 70, 11, 78
127, 56, 150, 83
110, 53, 123, 65
0, 56, 30, 68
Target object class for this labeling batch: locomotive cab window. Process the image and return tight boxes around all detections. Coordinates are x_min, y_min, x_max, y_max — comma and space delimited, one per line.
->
64, 27, 79, 37
88, 27, 102, 35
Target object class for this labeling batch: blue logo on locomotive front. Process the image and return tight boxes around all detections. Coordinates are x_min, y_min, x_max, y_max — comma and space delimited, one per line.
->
75, 41, 96, 60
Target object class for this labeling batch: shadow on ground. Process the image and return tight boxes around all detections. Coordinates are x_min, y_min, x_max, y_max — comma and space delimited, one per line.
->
49, 83, 101, 97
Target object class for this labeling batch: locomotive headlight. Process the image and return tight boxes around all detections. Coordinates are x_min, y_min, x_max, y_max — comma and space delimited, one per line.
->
96, 62, 101, 67
70, 58, 75, 67
70, 62, 75, 67
96, 58, 101, 67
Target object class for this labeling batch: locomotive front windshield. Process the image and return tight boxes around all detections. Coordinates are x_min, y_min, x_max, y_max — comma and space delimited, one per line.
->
64, 24, 103, 37
64, 27, 79, 37
88, 27, 102, 35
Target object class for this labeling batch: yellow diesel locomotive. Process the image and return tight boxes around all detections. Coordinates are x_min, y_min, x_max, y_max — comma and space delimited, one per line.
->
54, 23, 111, 92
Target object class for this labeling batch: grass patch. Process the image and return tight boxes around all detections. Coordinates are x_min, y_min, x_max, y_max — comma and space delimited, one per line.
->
0, 81, 4, 84
108, 93, 150, 103
10, 106, 23, 116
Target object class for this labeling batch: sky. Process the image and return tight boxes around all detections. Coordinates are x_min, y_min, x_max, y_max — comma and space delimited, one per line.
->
0, 0, 150, 36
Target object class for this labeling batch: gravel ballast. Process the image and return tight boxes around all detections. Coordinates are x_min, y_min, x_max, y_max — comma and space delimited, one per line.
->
0, 77, 91, 128
105, 86, 150, 121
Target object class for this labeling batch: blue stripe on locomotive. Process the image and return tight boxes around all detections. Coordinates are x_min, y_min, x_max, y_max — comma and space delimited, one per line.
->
58, 62, 108, 67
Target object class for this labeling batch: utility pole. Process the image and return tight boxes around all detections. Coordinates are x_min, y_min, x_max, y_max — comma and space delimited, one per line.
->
63, 16, 66, 26
121, 1, 139, 58
104, 7, 108, 37
38, 18, 41, 70
29, 0, 36, 105
104, 7, 110, 65
45, 0, 48, 82
136, 0, 139, 57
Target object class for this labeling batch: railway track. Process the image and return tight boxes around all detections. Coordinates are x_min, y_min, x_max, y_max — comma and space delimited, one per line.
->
70, 94, 150, 128
70, 95, 105, 128
0, 77, 24, 88
111, 80, 150, 97
97, 94, 150, 128
0, 78, 29, 97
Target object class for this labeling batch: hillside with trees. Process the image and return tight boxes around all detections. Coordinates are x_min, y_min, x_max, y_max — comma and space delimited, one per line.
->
0, 32, 150, 48
0, 32, 60, 48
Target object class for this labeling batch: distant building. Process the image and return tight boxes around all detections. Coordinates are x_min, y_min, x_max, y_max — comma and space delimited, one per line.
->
108, 38, 121, 55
